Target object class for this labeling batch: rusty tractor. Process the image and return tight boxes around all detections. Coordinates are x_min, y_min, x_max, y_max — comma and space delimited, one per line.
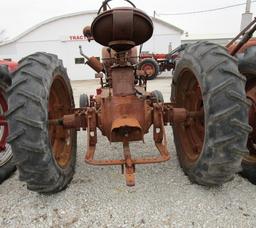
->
0, 63, 17, 183
226, 17, 256, 185
6, 0, 255, 193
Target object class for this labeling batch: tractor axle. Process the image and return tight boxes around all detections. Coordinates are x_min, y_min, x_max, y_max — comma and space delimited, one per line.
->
48, 106, 202, 128
48, 103, 203, 186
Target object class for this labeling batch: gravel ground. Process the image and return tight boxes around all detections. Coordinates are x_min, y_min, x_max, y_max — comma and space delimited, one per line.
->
1, 73, 256, 228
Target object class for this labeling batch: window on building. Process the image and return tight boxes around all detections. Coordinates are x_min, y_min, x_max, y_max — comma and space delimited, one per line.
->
75, 58, 85, 64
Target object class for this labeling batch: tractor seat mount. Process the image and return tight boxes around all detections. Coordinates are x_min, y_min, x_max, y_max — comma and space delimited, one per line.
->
91, 7, 153, 52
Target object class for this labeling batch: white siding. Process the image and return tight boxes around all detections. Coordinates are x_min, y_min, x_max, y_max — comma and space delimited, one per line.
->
0, 12, 182, 80
143, 20, 181, 53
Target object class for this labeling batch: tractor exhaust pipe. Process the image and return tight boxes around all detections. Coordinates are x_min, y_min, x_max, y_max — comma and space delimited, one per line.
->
79, 45, 104, 73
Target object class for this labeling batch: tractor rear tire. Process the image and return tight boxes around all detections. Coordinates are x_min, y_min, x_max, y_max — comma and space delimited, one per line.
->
7, 52, 77, 193
138, 58, 159, 80
238, 46, 256, 185
171, 41, 251, 186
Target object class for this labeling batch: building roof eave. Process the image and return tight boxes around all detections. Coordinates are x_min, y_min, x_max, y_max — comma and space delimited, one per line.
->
151, 17, 183, 34
0, 10, 183, 46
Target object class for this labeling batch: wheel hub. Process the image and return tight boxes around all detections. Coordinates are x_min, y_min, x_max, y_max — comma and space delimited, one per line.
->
141, 63, 155, 76
48, 75, 73, 169
174, 69, 205, 163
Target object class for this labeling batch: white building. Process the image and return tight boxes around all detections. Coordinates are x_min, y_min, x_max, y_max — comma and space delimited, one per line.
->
0, 11, 183, 80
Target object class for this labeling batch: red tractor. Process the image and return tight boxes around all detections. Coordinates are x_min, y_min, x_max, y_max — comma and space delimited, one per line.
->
138, 44, 188, 80
0, 60, 17, 183
0, 60, 18, 72
4, 0, 256, 194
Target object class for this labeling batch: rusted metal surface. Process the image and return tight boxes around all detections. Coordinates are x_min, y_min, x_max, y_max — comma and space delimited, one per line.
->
122, 139, 135, 186
98, 95, 151, 142
140, 62, 155, 77
48, 75, 74, 168
48, 46, 205, 186
111, 67, 135, 96
226, 17, 256, 49
47, 4, 210, 186
86, 57, 104, 73
171, 69, 204, 166
91, 7, 153, 51
102, 47, 138, 66
63, 113, 81, 130
83, 26, 94, 41
227, 17, 256, 56
50, 99, 177, 185
228, 38, 256, 55
83, 103, 170, 186
49, 95, 202, 185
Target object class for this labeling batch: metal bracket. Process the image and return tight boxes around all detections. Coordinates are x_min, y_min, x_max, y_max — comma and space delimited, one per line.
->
84, 104, 170, 186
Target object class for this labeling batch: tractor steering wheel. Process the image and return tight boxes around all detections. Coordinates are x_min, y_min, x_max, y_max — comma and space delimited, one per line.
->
97, 0, 136, 14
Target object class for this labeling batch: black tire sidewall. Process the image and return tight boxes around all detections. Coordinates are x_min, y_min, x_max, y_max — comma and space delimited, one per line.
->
172, 42, 249, 185
8, 53, 77, 193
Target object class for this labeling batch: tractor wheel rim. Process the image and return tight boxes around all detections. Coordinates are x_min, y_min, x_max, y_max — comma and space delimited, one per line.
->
48, 75, 73, 169
142, 63, 155, 77
0, 91, 8, 152
245, 79, 256, 164
175, 69, 205, 163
